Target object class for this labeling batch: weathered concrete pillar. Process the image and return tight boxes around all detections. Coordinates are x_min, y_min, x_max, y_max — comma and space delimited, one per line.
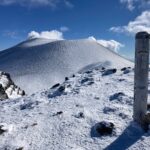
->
134, 32, 150, 124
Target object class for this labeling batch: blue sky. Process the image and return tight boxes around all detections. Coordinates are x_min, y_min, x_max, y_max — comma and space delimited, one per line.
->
0, 0, 150, 59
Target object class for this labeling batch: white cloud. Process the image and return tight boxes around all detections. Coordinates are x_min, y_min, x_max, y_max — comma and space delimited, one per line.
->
97, 40, 124, 53
110, 10, 150, 35
64, 0, 74, 8
0, 0, 74, 8
28, 30, 64, 40
120, 0, 150, 11
60, 26, 69, 32
88, 36, 124, 53
120, 0, 137, 11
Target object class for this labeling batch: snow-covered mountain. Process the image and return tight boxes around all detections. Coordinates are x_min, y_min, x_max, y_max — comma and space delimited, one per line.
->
0, 38, 132, 94
1, 66, 150, 150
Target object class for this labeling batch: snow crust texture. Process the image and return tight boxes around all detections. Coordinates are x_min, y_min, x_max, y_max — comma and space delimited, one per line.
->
1, 66, 150, 150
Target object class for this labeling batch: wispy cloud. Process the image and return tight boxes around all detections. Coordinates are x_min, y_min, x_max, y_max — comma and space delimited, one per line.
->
28, 30, 64, 40
110, 10, 150, 35
120, 0, 136, 11
64, 0, 74, 8
88, 36, 124, 53
0, 0, 74, 8
120, 0, 150, 11
2, 30, 18, 39
60, 26, 69, 32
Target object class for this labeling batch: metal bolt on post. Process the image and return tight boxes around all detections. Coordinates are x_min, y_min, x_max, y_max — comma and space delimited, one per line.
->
134, 32, 150, 125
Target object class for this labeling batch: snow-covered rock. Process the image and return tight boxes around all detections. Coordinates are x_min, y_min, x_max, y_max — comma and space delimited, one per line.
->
0, 38, 133, 94
0, 84, 8, 100
0, 71, 25, 100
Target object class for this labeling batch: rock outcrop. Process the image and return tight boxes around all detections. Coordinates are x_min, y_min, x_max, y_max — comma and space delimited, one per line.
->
0, 71, 25, 100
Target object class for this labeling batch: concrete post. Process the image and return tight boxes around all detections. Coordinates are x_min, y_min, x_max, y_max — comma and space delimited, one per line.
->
134, 32, 150, 124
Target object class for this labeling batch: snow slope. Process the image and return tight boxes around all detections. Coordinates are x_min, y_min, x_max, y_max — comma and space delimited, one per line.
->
0, 38, 133, 94
1, 66, 150, 150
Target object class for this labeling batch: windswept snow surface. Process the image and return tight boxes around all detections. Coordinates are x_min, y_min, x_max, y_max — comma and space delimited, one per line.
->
0, 38, 132, 94
0, 66, 150, 150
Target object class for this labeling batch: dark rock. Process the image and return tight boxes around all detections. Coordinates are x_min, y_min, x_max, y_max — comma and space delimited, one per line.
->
56, 111, 63, 115
102, 69, 117, 76
0, 125, 7, 135
118, 79, 126, 82
48, 85, 66, 98
88, 81, 94, 85
51, 83, 60, 89
94, 96, 100, 100
103, 107, 116, 114
81, 77, 94, 84
21, 90, 26, 96
16, 147, 24, 150
72, 74, 75, 77
109, 92, 125, 101
65, 77, 69, 81
20, 102, 34, 110
31, 123, 38, 126
81, 78, 89, 84
94, 121, 115, 136
147, 103, 150, 110
75, 104, 80, 107
119, 113, 128, 119
121, 67, 127, 71
58, 86, 65, 92
121, 67, 132, 74
75, 112, 85, 118
52, 111, 63, 116
101, 67, 105, 70
123, 69, 131, 74
0, 84, 8, 100
85, 70, 93, 74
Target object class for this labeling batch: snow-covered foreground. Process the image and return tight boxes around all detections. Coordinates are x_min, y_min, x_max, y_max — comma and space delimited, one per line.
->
0, 66, 150, 150
0, 38, 133, 94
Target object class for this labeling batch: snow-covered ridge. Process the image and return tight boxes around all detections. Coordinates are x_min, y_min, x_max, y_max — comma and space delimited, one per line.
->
17, 38, 60, 47
0, 38, 133, 94
0, 71, 25, 100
